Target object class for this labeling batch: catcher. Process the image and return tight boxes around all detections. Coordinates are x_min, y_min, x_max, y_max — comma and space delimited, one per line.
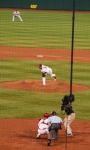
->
36, 112, 50, 139
38, 64, 56, 86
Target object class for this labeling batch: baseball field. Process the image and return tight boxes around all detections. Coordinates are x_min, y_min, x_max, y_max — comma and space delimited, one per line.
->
0, 9, 90, 150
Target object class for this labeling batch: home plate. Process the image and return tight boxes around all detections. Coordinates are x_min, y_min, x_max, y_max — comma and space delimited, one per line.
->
36, 55, 44, 57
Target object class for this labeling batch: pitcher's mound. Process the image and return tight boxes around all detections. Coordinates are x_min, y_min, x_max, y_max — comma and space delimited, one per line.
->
0, 80, 89, 93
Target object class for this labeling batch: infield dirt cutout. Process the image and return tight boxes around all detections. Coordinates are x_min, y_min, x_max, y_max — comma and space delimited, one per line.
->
0, 46, 90, 150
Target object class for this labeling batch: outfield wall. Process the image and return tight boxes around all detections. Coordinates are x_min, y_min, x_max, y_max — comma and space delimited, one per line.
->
0, 0, 90, 11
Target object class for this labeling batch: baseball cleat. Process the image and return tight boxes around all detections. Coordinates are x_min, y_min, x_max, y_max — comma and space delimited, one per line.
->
42, 84, 46, 86
47, 143, 50, 146
36, 135, 40, 139
47, 139, 51, 146
67, 133, 73, 136
54, 76, 56, 81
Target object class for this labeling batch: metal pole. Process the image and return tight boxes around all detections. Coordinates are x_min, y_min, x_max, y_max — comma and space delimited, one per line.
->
70, 0, 75, 95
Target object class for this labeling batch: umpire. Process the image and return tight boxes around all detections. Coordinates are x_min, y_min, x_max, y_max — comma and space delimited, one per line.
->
45, 111, 62, 146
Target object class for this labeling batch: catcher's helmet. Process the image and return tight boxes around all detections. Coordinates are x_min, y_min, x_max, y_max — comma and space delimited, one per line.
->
51, 111, 57, 115
44, 112, 50, 118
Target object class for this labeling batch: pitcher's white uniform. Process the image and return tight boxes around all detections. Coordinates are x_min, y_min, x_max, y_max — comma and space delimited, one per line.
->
12, 10, 23, 21
36, 113, 50, 138
38, 64, 56, 85
41, 65, 55, 77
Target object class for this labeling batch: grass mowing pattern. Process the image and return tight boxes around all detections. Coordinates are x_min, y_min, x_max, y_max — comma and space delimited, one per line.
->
0, 88, 90, 120
0, 59, 90, 86
0, 10, 90, 49
0, 9, 90, 120
0, 59, 90, 120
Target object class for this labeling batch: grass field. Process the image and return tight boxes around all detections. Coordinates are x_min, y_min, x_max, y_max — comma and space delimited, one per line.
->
0, 9, 90, 49
0, 9, 90, 120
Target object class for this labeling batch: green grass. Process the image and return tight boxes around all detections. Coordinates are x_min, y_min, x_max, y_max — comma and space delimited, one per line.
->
0, 9, 90, 120
0, 88, 90, 120
0, 10, 90, 49
0, 59, 90, 120
0, 59, 90, 86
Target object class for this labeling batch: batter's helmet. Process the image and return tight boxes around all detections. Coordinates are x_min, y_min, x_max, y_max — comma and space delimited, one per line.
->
44, 112, 50, 118
51, 111, 57, 115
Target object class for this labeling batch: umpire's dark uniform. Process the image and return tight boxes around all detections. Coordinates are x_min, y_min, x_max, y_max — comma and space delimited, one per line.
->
45, 111, 62, 146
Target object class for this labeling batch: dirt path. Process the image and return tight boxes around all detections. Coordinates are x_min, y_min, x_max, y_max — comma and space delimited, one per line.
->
0, 119, 90, 150
0, 47, 90, 63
